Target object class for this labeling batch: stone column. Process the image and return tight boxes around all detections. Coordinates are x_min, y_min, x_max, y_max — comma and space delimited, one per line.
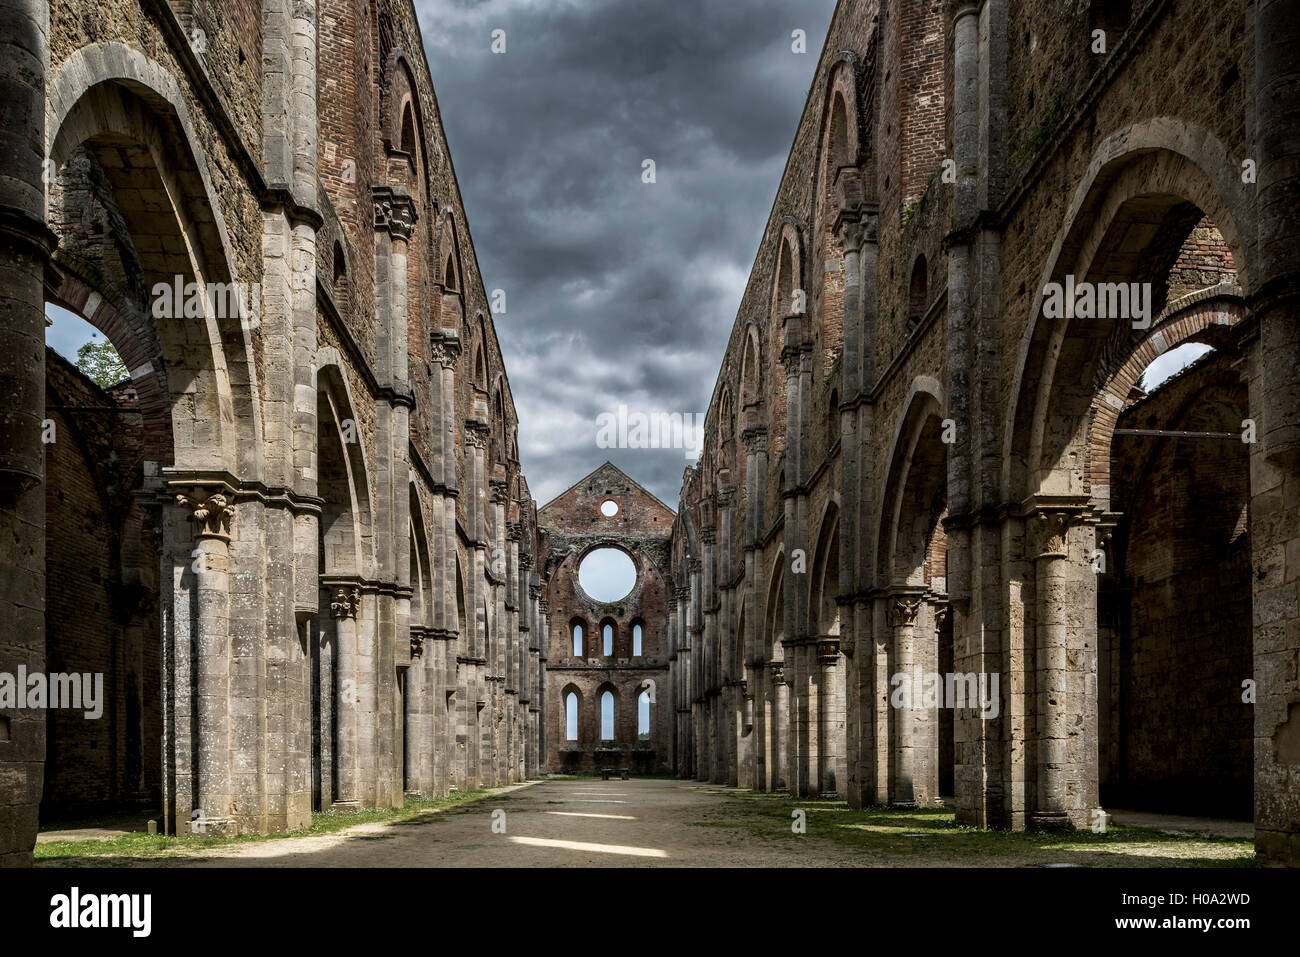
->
175, 487, 238, 834
890, 593, 923, 807
0, 0, 53, 865
816, 638, 844, 796
329, 584, 361, 807
405, 634, 425, 795
1031, 509, 1082, 831
1250, 0, 1300, 866
771, 663, 789, 791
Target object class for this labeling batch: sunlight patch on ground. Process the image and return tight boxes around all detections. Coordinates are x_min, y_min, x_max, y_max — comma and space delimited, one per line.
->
1044, 840, 1253, 861
509, 836, 667, 858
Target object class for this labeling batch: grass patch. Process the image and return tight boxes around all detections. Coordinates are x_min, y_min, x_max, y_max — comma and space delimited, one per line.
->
35, 787, 502, 864
693, 791, 1256, 868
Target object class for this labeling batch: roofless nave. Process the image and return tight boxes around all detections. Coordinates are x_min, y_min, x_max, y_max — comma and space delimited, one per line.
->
0, 0, 1297, 866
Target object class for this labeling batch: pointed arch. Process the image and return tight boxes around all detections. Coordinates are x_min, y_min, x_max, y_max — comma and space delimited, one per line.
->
316, 355, 376, 579
1002, 119, 1252, 502
764, 548, 787, 663
47, 44, 265, 478
810, 498, 843, 635
877, 378, 947, 586
409, 481, 432, 629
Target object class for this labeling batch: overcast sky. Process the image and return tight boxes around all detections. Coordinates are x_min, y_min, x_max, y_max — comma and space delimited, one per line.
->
44, 0, 1208, 510
418, 0, 839, 506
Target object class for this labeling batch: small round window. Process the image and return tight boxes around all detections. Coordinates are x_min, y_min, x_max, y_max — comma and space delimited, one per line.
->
600, 499, 619, 517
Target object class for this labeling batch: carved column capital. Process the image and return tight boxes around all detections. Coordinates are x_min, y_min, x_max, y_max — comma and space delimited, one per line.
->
1035, 510, 1082, 559
429, 340, 459, 370
889, 595, 923, 628
464, 425, 488, 449
331, 587, 360, 619
373, 186, 417, 242
837, 214, 867, 255
410, 633, 425, 659
770, 663, 786, 686
175, 487, 236, 540
490, 479, 510, 505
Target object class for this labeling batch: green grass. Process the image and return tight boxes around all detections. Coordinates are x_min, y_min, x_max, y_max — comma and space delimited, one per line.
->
35, 787, 501, 864
692, 791, 1257, 868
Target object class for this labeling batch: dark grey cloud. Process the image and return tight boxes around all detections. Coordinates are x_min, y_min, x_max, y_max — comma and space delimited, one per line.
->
418, 0, 838, 505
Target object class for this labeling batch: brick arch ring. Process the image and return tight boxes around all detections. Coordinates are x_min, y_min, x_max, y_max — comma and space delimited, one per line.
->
1085, 286, 1246, 509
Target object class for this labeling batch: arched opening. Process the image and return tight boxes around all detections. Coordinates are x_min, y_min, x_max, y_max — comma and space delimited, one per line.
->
632, 620, 644, 657
571, 619, 585, 657
880, 390, 950, 808
1099, 345, 1250, 818
399, 102, 416, 156
638, 690, 651, 741
444, 252, 458, 292
565, 691, 579, 743
764, 558, 787, 791
600, 689, 615, 742
41, 300, 159, 821
38, 67, 261, 831
1004, 137, 1252, 829
602, 620, 615, 657
1089, 0, 1133, 52
314, 368, 373, 811
907, 256, 927, 331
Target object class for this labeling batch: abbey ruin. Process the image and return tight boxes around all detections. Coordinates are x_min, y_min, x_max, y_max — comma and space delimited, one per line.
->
0, 0, 1297, 867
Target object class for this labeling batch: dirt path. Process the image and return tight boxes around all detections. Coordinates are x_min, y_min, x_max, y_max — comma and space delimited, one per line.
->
118, 779, 866, 868
59, 779, 1251, 868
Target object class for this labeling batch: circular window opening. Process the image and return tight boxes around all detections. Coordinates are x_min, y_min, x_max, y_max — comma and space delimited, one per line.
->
578, 547, 637, 602
600, 499, 619, 517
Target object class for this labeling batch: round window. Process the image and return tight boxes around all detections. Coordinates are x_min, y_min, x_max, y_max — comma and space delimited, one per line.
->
578, 547, 637, 602
600, 499, 619, 517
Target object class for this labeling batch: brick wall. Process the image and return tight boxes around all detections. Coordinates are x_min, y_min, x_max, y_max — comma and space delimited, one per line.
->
1102, 352, 1252, 817
43, 349, 161, 815
541, 463, 674, 773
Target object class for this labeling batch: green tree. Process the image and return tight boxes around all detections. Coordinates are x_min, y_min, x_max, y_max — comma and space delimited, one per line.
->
75, 338, 128, 388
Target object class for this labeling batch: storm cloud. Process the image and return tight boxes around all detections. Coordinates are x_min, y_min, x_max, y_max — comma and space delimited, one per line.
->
418, 0, 838, 505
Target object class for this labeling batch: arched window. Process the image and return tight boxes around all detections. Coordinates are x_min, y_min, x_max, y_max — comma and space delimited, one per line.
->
1089, 0, 1132, 50
638, 690, 651, 740
474, 343, 486, 389
400, 103, 416, 156
632, 622, 643, 656
602, 622, 614, 656
565, 692, 578, 742
572, 622, 584, 657
907, 256, 927, 331
600, 691, 614, 741
333, 240, 346, 284
828, 389, 839, 450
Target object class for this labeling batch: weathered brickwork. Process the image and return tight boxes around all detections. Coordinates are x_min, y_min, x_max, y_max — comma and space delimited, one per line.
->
1, 0, 1297, 868
1100, 351, 1252, 818
540, 463, 674, 775
666, 0, 1300, 866
0, 0, 549, 863
43, 351, 162, 815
